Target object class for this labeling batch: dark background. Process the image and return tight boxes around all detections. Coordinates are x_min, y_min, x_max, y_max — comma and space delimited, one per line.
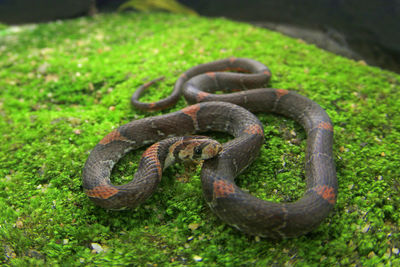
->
0, 0, 399, 73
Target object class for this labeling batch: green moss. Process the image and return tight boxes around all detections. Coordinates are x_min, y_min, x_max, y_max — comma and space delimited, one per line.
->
1, 12, 399, 265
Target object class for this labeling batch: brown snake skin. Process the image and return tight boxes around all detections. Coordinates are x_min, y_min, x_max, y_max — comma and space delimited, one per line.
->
83, 58, 337, 238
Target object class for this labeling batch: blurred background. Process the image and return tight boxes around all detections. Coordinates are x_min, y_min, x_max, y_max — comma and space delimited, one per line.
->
0, 0, 399, 73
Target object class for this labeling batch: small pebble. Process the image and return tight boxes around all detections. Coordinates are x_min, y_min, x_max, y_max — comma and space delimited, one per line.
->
91, 243, 104, 253
193, 255, 202, 262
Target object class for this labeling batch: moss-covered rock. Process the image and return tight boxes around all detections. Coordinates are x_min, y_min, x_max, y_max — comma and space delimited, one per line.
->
0, 12, 399, 265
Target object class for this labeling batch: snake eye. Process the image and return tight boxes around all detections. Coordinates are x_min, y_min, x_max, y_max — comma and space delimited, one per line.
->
194, 147, 202, 156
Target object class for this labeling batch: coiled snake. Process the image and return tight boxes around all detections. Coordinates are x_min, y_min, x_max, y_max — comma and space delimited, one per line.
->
83, 58, 337, 238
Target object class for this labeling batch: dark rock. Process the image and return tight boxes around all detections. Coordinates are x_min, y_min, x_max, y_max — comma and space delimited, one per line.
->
180, 0, 400, 73
0, 0, 93, 24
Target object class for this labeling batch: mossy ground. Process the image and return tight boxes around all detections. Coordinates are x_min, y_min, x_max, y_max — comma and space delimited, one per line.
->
0, 12, 399, 266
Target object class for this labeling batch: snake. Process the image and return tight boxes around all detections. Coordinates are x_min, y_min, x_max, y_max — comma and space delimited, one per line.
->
83, 58, 337, 238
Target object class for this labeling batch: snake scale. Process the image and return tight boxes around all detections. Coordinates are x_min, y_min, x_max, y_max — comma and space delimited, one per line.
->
83, 58, 337, 238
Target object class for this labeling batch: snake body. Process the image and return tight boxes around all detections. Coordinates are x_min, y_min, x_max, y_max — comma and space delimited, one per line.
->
83, 58, 337, 238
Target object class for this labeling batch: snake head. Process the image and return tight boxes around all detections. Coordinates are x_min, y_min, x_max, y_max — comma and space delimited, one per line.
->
177, 136, 222, 162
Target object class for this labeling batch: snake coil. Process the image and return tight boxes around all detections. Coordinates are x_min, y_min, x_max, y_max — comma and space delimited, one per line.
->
83, 58, 337, 238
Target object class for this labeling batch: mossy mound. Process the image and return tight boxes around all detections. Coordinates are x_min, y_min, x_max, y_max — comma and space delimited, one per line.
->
1, 12, 399, 265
